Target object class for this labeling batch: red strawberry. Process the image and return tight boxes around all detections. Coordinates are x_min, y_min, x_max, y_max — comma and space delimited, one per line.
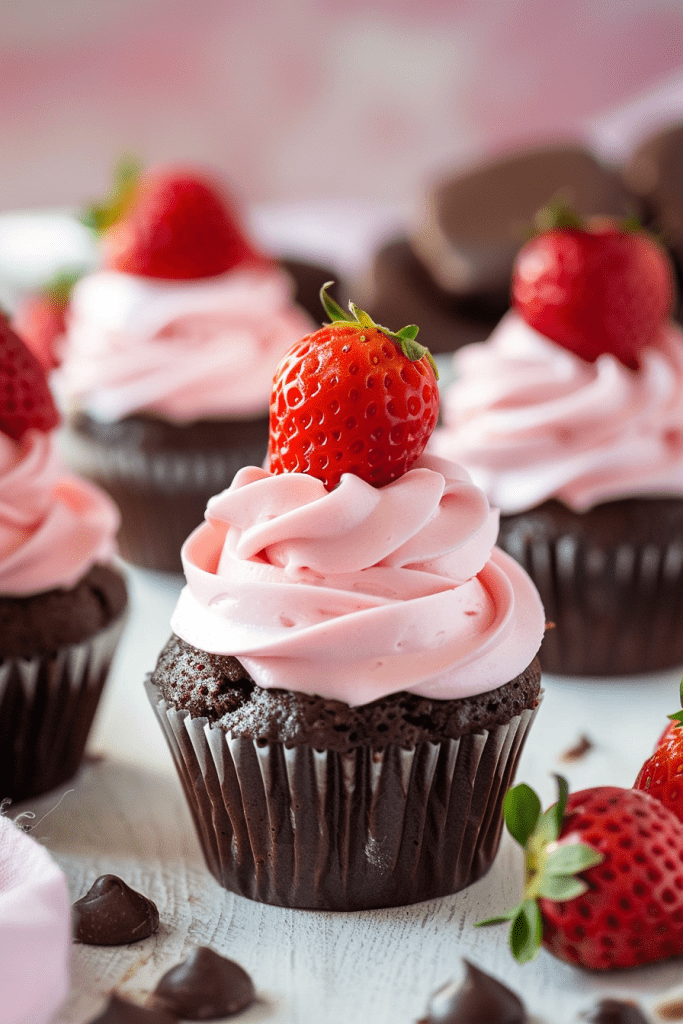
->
11, 270, 80, 371
268, 284, 439, 490
0, 314, 60, 439
478, 776, 683, 970
634, 681, 683, 821
511, 205, 674, 369
102, 166, 269, 280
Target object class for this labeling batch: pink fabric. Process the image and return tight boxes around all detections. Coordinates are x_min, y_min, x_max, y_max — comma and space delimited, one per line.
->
0, 815, 70, 1024
432, 312, 683, 514
0, 430, 119, 596
58, 266, 314, 423
171, 454, 545, 705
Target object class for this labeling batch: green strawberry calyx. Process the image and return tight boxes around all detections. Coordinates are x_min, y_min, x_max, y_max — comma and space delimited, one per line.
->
39, 268, 83, 305
81, 154, 142, 235
667, 677, 683, 729
532, 197, 645, 238
476, 775, 603, 964
319, 282, 438, 379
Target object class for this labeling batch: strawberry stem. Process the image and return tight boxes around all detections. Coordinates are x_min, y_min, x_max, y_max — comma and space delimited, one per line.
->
81, 154, 141, 235
319, 282, 439, 379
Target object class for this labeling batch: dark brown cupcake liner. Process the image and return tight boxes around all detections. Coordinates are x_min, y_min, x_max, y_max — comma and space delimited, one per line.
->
0, 612, 126, 804
62, 425, 267, 572
500, 520, 683, 676
146, 677, 540, 910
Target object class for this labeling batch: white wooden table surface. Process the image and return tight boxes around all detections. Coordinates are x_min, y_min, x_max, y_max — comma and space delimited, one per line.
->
12, 562, 683, 1024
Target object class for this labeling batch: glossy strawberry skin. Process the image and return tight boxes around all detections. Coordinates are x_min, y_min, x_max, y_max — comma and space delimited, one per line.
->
268, 323, 439, 490
634, 721, 683, 823
104, 170, 269, 280
0, 315, 60, 439
512, 224, 674, 369
12, 293, 66, 371
540, 787, 683, 970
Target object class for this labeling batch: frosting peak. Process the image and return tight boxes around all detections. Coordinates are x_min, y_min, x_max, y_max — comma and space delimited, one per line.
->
171, 454, 544, 705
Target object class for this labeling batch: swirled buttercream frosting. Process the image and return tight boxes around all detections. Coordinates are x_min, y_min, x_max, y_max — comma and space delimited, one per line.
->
170, 453, 545, 705
431, 311, 683, 514
57, 266, 313, 423
0, 429, 119, 595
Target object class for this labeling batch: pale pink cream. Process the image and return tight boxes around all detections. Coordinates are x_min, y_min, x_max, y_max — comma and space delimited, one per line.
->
57, 266, 314, 422
171, 454, 545, 705
0, 430, 119, 596
431, 311, 683, 514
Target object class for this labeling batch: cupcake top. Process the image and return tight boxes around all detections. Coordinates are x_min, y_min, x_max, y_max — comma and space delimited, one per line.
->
432, 310, 683, 514
0, 314, 119, 596
56, 165, 314, 424
58, 266, 313, 423
431, 208, 683, 514
170, 289, 544, 706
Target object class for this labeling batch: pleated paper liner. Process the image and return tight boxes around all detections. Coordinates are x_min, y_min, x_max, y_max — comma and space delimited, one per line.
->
62, 420, 269, 572
498, 497, 683, 676
0, 612, 126, 804
146, 677, 540, 911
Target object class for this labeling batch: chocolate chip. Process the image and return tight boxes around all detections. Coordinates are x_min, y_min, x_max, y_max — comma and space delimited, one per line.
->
580, 998, 650, 1024
147, 946, 255, 1020
560, 733, 594, 762
419, 960, 525, 1023
72, 874, 159, 945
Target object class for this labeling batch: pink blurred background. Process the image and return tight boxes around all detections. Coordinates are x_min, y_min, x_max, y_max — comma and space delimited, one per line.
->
1, 0, 682, 214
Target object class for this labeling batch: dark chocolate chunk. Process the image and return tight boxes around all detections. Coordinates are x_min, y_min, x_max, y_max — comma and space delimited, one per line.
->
623, 124, 683, 256
560, 734, 594, 762
148, 946, 255, 1020
419, 960, 525, 1023
73, 874, 159, 946
579, 998, 649, 1023
656, 996, 683, 1020
411, 144, 632, 301
86, 994, 176, 1024
279, 256, 346, 324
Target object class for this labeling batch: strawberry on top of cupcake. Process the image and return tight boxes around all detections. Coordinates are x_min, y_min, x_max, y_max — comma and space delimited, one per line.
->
57, 164, 313, 425
169, 286, 545, 706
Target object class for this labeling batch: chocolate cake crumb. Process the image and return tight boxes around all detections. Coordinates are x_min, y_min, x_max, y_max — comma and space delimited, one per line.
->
151, 634, 541, 753
561, 734, 594, 762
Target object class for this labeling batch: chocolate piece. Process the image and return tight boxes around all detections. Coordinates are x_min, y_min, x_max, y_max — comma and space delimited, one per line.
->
412, 144, 633, 301
580, 998, 649, 1024
623, 124, 683, 258
87, 994, 176, 1024
657, 997, 683, 1019
366, 237, 504, 355
419, 960, 525, 1023
73, 875, 159, 945
279, 256, 346, 324
148, 946, 255, 1020
560, 734, 594, 762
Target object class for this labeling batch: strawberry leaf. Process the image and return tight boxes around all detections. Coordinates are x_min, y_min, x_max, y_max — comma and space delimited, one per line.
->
348, 302, 376, 329
503, 784, 541, 847
82, 155, 141, 235
545, 843, 603, 876
537, 875, 588, 901
509, 899, 542, 964
320, 282, 354, 324
395, 324, 420, 342
475, 907, 520, 927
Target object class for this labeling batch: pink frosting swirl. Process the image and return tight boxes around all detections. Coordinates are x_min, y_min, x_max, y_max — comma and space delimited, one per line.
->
0, 430, 119, 596
431, 312, 683, 514
57, 266, 314, 422
171, 454, 545, 705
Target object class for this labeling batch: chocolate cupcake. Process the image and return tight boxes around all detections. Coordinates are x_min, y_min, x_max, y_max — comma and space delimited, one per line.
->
0, 316, 127, 802
56, 167, 317, 573
432, 211, 683, 676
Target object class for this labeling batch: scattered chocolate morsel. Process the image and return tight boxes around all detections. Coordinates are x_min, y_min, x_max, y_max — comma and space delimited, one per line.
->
656, 997, 683, 1020
72, 874, 159, 945
86, 994, 176, 1024
580, 999, 649, 1024
147, 946, 255, 1020
560, 733, 594, 762
417, 960, 525, 1024
410, 144, 633, 302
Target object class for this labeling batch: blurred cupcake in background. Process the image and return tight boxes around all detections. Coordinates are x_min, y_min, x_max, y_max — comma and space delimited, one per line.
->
0, 313, 127, 803
56, 164, 319, 572
431, 204, 683, 676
